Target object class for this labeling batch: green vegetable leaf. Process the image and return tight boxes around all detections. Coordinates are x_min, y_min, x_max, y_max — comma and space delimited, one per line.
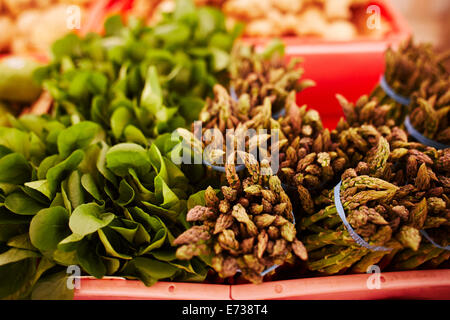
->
0, 248, 40, 266
69, 203, 115, 236
31, 271, 74, 300
57, 121, 104, 158
76, 240, 106, 279
5, 191, 47, 215
140, 66, 163, 115
46, 149, 85, 197
122, 257, 178, 286
29, 206, 71, 252
106, 143, 151, 177
0, 153, 31, 184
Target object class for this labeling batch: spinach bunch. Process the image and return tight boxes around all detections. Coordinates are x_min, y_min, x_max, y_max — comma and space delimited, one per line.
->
34, 0, 242, 143
0, 114, 207, 299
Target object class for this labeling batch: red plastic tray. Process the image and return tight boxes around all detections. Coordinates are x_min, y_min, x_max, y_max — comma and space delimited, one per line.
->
74, 278, 231, 300
86, 0, 410, 130
74, 270, 450, 300
230, 270, 450, 300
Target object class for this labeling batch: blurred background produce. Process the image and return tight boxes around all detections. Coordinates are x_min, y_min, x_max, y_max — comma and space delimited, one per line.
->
0, 56, 43, 118
0, 0, 93, 54
391, 0, 450, 52
129, 0, 391, 40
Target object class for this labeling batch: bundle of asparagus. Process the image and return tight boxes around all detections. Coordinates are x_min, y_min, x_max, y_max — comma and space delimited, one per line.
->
197, 84, 282, 134
229, 40, 314, 116
336, 94, 397, 129
331, 121, 384, 169
337, 79, 450, 147
277, 92, 346, 215
189, 84, 286, 171
408, 77, 450, 146
173, 153, 308, 284
298, 130, 449, 275
371, 39, 450, 125
390, 147, 450, 270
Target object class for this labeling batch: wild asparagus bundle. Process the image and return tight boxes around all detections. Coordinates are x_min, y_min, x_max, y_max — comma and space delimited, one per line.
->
173, 154, 308, 284
390, 147, 450, 270
331, 121, 385, 170
409, 78, 450, 145
197, 84, 282, 133
336, 94, 398, 129
229, 40, 314, 116
371, 39, 450, 125
277, 92, 345, 214
299, 134, 449, 275
338, 78, 450, 147
192, 84, 286, 169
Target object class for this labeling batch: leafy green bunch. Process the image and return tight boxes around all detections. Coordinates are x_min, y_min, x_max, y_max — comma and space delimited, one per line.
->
34, 0, 242, 143
0, 114, 207, 299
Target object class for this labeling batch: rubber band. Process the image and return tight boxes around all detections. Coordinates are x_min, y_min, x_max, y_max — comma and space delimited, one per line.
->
334, 181, 392, 252
272, 108, 286, 120
202, 158, 245, 173
260, 264, 279, 277
230, 86, 238, 102
420, 230, 450, 251
379, 75, 411, 107
404, 116, 450, 150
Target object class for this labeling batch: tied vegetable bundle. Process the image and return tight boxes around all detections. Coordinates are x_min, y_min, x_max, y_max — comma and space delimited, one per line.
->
188, 83, 286, 170
34, 0, 242, 142
0, 113, 207, 300
299, 126, 450, 275
277, 92, 347, 216
338, 41, 450, 148
371, 39, 450, 126
230, 40, 314, 116
198, 84, 282, 134
391, 147, 450, 270
173, 153, 307, 284
177, 39, 313, 188
408, 77, 450, 145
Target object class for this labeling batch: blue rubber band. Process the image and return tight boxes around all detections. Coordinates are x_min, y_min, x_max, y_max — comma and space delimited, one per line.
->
272, 108, 286, 120
404, 116, 450, 150
260, 264, 279, 277
230, 86, 238, 102
334, 181, 392, 252
379, 75, 411, 107
420, 230, 450, 251
202, 158, 245, 173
